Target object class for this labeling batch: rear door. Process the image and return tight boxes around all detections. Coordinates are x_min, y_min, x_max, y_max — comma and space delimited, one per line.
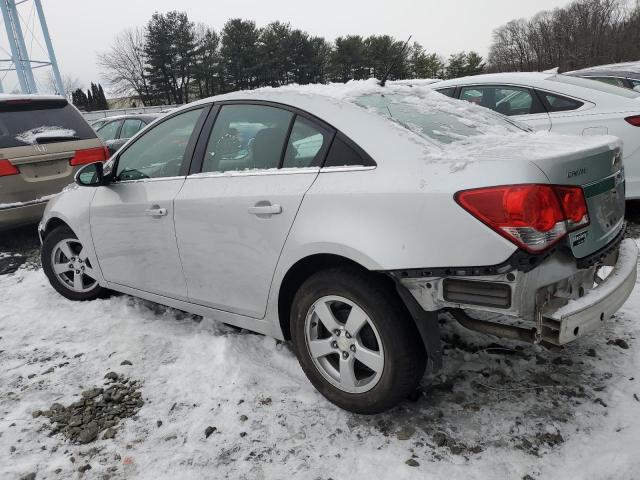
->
90, 106, 208, 299
174, 103, 334, 318
0, 98, 102, 206
459, 84, 552, 131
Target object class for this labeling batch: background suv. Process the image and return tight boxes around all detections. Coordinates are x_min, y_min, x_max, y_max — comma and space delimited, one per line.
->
0, 95, 108, 231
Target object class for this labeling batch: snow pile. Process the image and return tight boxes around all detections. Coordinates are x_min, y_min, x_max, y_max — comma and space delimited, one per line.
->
1, 250, 640, 479
15, 126, 76, 145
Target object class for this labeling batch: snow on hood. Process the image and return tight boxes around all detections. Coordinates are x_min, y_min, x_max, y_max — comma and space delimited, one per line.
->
15, 126, 76, 145
244, 79, 619, 167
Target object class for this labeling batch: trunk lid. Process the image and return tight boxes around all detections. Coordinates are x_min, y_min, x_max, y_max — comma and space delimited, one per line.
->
528, 143, 625, 259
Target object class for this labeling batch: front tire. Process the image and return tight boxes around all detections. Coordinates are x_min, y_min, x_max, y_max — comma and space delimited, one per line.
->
291, 266, 426, 414
42, 226, 107, 301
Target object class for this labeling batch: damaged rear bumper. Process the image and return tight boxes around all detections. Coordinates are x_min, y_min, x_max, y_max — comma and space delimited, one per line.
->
542, 238, 638, 345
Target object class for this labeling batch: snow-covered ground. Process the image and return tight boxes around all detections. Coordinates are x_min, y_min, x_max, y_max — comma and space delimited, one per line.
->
1, 243, 640, 479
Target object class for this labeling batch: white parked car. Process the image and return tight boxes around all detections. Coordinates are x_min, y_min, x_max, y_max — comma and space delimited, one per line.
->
39, 82, 637, 413
426, 73, 640, 198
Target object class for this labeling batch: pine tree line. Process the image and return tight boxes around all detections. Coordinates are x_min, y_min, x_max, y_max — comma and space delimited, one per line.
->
488, 0, 640, 72
99, 12, 485, 106
71, 83, 109, 111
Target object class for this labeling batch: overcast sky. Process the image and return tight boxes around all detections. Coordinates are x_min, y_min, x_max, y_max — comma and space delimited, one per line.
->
1, 0, 575, 95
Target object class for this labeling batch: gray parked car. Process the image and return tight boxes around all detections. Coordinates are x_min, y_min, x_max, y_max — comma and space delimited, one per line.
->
94, 114, 159, 155
39, 84, 637, 413
566, 62, 640, 91
0, 94, 108, 231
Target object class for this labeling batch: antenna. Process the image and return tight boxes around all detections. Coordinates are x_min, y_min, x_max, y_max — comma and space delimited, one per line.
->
379, 35, 412, 87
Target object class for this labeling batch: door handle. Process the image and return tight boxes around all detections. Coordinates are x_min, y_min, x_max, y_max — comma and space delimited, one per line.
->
145, 207, 167, 217
248, 203, 282, 215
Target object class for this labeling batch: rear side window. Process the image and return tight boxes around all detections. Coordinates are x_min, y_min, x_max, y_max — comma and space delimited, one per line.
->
0, 99, 96, 148
539, 91, 584, 112
282, 117, 331, 168
589, 76, 627, 88
324, 135, 375, 168
460, 85, 541, 116
436, 87, 456, 98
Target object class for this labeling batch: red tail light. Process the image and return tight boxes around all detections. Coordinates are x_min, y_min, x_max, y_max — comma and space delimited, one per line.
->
70, 146, 109, 166
455, 184, 589, 253
625, 115, 640, 127
0, 159, 19, 177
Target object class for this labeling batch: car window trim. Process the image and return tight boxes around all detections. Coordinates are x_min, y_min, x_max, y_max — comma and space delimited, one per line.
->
189, 99, 340, 175
111, 104, 211, 183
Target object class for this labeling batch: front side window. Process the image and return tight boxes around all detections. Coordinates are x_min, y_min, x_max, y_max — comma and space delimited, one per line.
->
460, 85, 537, 116
120, 119, 144, 139
630, 79, 640, 89
540, 91, 584, 112
282, 117, 331, 168
202, 104, 292, 173
97, 120, 121, 141
116, 108, 204, 181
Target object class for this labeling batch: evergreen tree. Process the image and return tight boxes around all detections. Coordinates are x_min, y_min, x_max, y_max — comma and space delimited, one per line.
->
220, 19, 260, 91
193, 24, 221, 98
329, 35, 367, 82
409, 42, 445, 79
144, 11, 196, 104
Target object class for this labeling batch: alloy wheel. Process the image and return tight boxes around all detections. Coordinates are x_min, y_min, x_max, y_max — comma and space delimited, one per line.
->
304, 295, 385, 394
50, 238, 98, 293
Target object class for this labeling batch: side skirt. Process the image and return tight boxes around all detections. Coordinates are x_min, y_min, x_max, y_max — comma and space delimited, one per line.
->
104, 281, 283, 339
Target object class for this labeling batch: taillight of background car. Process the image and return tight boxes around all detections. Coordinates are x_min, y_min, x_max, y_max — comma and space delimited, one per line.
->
69, 146, 110, 166
625, 115, 640, 127
455, 184, 589, 253
0, 159, 20, 177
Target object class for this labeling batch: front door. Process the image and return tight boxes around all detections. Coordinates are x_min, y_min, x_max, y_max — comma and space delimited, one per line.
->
90, 107, 207, 299
174, 104, 333, 318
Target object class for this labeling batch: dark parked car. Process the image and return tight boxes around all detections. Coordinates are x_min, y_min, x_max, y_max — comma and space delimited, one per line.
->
95, 114, 160, 155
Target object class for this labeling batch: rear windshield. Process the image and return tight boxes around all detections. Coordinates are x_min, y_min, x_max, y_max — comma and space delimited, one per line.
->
0, 99, 97, 149
354, 92, 527, 144
550, 75, 640, 99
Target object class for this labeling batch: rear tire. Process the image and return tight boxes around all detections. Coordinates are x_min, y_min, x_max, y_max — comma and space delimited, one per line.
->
290, 266, 426, 414
42, 226, 108, 301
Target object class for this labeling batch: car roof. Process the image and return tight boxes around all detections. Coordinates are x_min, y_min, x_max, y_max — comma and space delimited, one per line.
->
96, 113, 160, 122
0, 93, 67, 103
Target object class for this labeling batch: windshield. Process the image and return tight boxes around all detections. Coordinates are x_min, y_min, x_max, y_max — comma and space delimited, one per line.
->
353, 92, 528, 144
550, 75, 640, 99
0, 99, 96, 149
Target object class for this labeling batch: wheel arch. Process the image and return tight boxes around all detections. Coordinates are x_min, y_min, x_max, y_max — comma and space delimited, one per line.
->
277, 253, 398, 341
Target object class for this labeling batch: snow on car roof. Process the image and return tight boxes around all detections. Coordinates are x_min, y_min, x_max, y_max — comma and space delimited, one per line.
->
0, 93, 66, 103
190, 79, 620, 169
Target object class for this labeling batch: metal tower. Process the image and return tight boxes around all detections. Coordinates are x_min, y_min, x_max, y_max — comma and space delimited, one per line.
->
0, 0, 63, 94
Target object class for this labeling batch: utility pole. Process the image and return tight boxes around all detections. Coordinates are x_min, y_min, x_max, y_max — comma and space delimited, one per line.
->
0, 0, 64, 95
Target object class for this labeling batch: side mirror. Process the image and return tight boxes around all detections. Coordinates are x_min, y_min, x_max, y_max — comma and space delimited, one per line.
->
74, 161, 105, 187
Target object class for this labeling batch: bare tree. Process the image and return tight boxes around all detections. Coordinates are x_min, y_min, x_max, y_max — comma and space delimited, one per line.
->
45, 71, 80, 100
97, 27, 151, 105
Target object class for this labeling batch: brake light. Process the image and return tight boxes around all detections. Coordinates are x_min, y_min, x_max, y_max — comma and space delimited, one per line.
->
70, 146, 109, 166
455, 184, 589, 253
625, 115, 640, 127
0, 159, 19, 177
